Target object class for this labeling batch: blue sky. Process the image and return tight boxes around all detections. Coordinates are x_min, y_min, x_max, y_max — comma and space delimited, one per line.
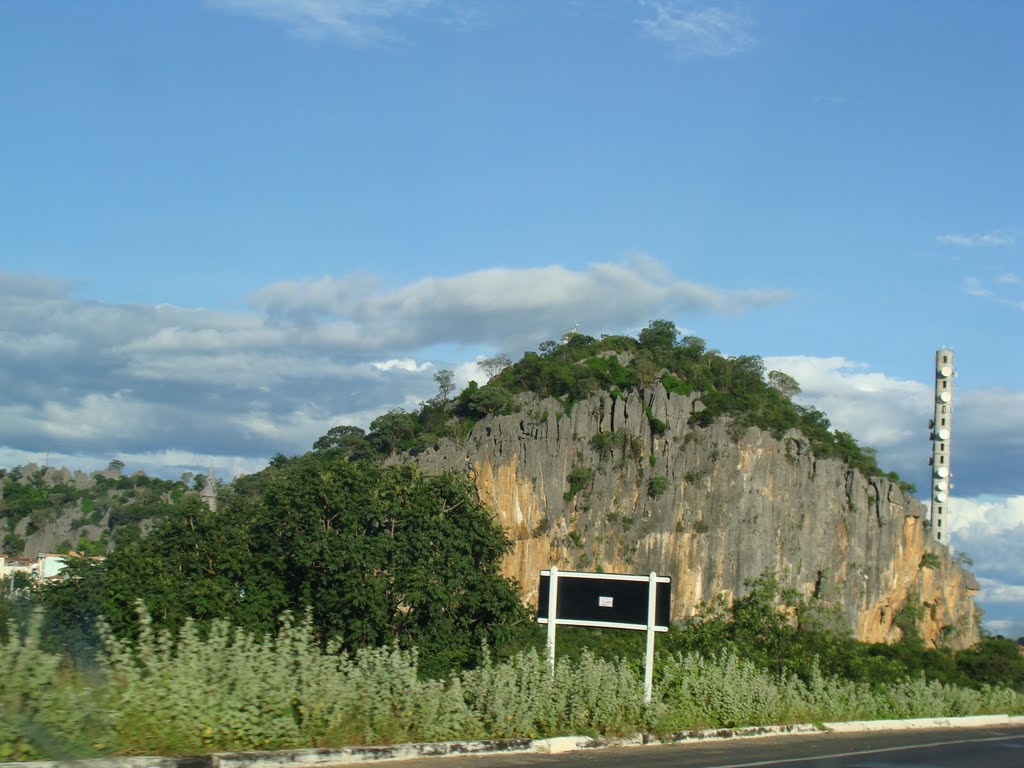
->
2, 1, 1021, 637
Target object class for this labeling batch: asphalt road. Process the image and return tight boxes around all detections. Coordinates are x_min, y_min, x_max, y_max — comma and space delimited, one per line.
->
367, 726, 1024, 768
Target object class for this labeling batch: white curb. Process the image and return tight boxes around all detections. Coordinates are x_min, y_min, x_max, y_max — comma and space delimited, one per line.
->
823, 714, 1011, 732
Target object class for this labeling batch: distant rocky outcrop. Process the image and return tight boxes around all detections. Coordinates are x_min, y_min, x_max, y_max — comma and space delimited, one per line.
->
0, 463, 193, 558
413, 384, 981, 648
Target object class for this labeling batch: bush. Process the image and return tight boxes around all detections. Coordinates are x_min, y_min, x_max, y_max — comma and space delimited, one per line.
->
3, 606, 1023, 760
565, 466, 596, 500
647, 476, 668, 499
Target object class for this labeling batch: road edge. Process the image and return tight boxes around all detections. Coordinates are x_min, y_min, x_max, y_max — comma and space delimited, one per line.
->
4, 715, 1023, 768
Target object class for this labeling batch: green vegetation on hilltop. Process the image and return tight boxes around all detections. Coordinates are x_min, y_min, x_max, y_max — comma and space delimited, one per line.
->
331, 320, 908, 489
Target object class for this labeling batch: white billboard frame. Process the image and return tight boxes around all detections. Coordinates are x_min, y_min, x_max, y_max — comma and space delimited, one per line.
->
538, 566, 671, 704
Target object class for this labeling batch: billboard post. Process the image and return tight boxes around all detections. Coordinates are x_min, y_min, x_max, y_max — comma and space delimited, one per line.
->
537, 568, 671, 704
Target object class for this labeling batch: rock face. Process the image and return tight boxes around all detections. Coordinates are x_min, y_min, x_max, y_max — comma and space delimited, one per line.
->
414, 384, 981, 648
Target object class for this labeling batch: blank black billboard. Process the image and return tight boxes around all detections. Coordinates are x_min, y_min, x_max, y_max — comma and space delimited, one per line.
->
537, 571, 671, 630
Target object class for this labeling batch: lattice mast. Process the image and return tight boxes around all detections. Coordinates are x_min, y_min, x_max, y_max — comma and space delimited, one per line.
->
929, 349, 954, 542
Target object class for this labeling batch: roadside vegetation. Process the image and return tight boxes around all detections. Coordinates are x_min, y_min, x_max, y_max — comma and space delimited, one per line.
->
2, 593, 1022, 760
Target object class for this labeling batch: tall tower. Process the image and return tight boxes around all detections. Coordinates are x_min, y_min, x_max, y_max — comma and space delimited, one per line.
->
201, 462, 218, 513
929, 349, 954, 542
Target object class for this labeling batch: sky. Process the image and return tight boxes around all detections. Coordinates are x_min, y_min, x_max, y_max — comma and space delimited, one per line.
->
1, 1, 1021, 637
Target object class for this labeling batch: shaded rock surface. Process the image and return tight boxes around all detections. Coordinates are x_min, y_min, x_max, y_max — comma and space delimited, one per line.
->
414, 384, 981, 648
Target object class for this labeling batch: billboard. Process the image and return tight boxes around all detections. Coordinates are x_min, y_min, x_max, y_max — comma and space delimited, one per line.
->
536, 570, 671, 631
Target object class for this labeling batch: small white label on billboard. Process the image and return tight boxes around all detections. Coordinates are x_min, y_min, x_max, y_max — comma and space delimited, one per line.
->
599, 596, 614, 607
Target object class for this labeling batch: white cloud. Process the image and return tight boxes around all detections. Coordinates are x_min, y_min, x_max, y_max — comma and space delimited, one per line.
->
763, 356, 1024, 499
372, 358, 432, 372
977, 577, 1024, 603
962, 274, 1024, 311
764, 355, 928, 452
251, 256, 792, 352
948, 495, 1024, 535
937, 231, 1015, 248
0, 261, 789, 477
983, 619, 1024, 639
637, 1, 754, 56
209, 0, 432, 43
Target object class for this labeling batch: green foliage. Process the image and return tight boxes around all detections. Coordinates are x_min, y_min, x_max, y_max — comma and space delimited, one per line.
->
43, 456, 528, 678
453, 381, 516, 421
920, 552, 941, 569
2, 597, 1023, 759
955, 637, 1024, 690
2, 532, 25, 557
323, 318, 903, 489
75, 535, 108, 557
0, 611, 109, 760
647, 476, 668, 499
589, 432, 616, 460
432, 368, 455, 402
367, 409, 420, 456
638, 319, 679, 350
564, 466, 596, 500
660, 374, 692, 396
893, 592, 926, 648
312, 425, 373, 459
0, 470, 185, 558
766, 370, 801, 399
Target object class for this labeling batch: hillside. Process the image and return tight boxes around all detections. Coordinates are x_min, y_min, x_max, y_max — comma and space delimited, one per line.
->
0, 464, 202, 558
2, 321, 983, 648
400, 322, 981, 648
414, 384, 980, 648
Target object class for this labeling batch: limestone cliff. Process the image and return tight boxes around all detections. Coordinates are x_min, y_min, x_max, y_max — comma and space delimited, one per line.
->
414, 384, 981, 648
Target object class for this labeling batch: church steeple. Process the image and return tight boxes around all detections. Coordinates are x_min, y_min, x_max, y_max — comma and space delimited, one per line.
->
201, 461, 218, 512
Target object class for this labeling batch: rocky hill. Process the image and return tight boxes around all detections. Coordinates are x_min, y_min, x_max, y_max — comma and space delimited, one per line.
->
414, 383, 981, 648
0, 464, 197, 558
4, 320, 984, 651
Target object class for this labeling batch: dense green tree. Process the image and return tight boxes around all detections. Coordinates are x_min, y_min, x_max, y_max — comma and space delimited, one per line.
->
42, 455, 527, 676
956, 636, 1024, 690
638, 318, 679, 350
312, 425, 373, 459
368, 410, 419, 456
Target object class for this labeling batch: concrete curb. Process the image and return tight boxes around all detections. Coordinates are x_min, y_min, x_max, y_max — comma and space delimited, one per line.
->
663, 722, 824, 743
823, 714, 1012, 732
3, 715, 1022, 768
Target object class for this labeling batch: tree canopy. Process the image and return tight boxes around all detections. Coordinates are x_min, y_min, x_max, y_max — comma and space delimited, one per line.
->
43, 455, 528, 676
